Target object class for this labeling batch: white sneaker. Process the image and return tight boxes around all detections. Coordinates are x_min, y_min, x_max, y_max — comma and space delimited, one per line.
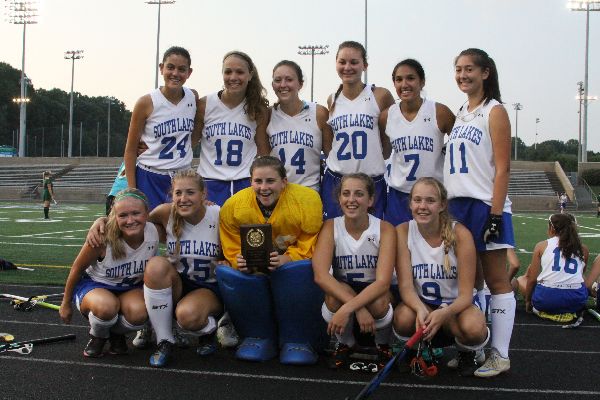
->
132, 326, 153, 349
474, 348, 510, 378
216, 313, 239, 348
447, 348, 486, 369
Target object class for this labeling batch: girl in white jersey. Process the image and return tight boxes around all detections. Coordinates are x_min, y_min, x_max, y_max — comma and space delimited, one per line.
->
514, 214, 589, 318
322, 41, 395, 220
380, 59, 455, 226
313, 173, 396, 370
60, 189, 159, 358
444, 48, 514, 378
196, 51, 270, 206
124, 46, 199, 211
141, 169, 222, 368
394, 177, 488, 377
267, 60, 331, 191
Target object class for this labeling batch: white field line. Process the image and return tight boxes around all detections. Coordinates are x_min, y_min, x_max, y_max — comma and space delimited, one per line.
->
0, 229, 89, 238
2, 356, 600, 395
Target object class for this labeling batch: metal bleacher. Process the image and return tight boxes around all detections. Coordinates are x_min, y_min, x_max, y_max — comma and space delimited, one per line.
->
508, 169, 558, 197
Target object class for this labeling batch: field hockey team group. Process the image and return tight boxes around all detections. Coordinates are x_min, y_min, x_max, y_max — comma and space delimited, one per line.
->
58, 41, 600, 379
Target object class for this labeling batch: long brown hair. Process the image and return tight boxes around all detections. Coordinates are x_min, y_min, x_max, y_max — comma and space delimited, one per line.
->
548, 213, 583, 260
409, 177, 455, 274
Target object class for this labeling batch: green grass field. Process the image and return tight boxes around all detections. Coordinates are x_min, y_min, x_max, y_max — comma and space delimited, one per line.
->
0, 201, 599, 286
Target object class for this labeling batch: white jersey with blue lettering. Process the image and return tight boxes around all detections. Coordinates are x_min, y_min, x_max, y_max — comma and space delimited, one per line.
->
197, 92, 258, 181
386, 99, 445, 193
443, 99, 511, 212
166, 204, 221, 283
537, 236, 584, 288
407, 219, 458, 305
326, 85, 386, 177
85, 223, 159, 287
267, 101, 322, 190
137, 87, 196, 171
332, 214, 380, 284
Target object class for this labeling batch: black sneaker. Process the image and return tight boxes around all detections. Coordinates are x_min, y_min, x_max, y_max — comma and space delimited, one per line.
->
376, 344, 393, 370
457, 351, 478, 377
196, 332, 217, 356
328, 342, 351, 369
83, 335, 107, 358
149, 340, 174, 368
108, 333, 129, 355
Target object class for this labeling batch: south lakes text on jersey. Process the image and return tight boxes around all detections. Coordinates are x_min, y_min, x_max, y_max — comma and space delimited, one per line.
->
328, 113, 374, 131
153, 117, 195, 139
204, 122, 253, 140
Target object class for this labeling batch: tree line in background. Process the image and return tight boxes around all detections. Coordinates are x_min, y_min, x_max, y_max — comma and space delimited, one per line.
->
1, 61, 600, 167
0, 62, 130, 157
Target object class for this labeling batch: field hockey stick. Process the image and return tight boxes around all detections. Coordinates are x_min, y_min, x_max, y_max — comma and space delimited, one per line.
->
345, 327, 424, 400
14, 292, 64, 311
587, 308, 600, 323
53, 198, 58, 205
562, 310, 585, 329
0, 293, 61, 311
0, 334, 76, 354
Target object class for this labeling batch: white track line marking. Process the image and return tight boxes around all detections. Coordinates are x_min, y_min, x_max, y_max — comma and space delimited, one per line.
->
0, 241, 81, 247
2, 356, 600, 395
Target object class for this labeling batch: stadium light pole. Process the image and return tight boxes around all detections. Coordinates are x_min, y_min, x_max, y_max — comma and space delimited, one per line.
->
364, 0, 368, 84
567, 0, 600, 162
146, 0, 176, 89
298, 45, 329, 102
576, 91, 598, 162
6, 0, 38, 157
512, 103, 523, 161
65, 50, 84, 158
535, 118, 540, 150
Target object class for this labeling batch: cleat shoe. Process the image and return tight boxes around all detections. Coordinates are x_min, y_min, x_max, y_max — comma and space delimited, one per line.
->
149, 340, 174, 368
448, 348, 485, 369
376, 344, 393, 370
108, 333, 129, 355
328, 342, 352, 369
474, 348, 510, 378
132, 326, 153, 349
456, 351, 478, 377
196, 333, 217, 357
216, 315, 240, 348
83, 335, 107, 358
173, 327, 192, 349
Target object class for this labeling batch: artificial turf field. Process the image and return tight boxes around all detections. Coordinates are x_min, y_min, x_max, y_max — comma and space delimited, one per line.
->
1, 201, 600, 399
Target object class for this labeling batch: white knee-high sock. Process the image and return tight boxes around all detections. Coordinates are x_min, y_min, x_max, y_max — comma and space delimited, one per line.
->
321, 303, 355, 347
177, 316, 217, 337
111, 315, 146, 335
490, 292, 516, 358
144, 285, 175, 344
88, 312, 117, 339
374, 305, 393, 345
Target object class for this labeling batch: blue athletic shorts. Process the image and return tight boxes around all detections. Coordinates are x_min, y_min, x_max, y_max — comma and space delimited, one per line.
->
320, 169, 386, 220
135, 166, 172, 211
448, 197, 514, 252
384, 188, 412, 226
532, 283, 588, 314
73, 274, 142, 312
180, 274, 223, 303
204, 178, 250, 206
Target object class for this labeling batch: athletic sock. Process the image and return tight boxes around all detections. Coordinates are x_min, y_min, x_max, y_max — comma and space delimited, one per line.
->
88, 312, 117, 339
43, 207, 49, 219
144, 285, 175, 344
111, 314, 145, 335
374, 305, 393, 345
176, 316, 217, 336
321, 302, 355, 347
490, 292, 516, 359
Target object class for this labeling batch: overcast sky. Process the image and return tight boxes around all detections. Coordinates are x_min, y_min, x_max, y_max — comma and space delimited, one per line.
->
1, 0, 599, 152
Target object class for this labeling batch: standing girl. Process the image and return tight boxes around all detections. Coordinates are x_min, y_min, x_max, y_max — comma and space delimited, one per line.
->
142, 169, 222, 367
380, 59, 455, 226
196, 51, 270, 206
59, 189, 159, 358
322, 41, 395, 219
444, 48, 514, 377
41, 170, 55, 219
268, 60, 330, 191
124, 46, 198, 210
393, 178, 488, 376
312, 173, 396, 370
515, 214, 589, 318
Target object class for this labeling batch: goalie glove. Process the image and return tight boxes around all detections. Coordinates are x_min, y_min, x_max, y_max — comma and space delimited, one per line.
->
483, 214, 502, 243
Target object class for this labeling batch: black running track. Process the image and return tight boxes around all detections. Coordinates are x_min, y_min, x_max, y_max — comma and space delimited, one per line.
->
1, 283, 599, 400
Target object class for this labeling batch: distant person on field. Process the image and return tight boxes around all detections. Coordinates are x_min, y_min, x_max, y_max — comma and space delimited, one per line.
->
559, 193, 568, 213
60, 189, 159, 358
42, 170, 55, 220
106, 162, 127, 215
596, 193, 600, 218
